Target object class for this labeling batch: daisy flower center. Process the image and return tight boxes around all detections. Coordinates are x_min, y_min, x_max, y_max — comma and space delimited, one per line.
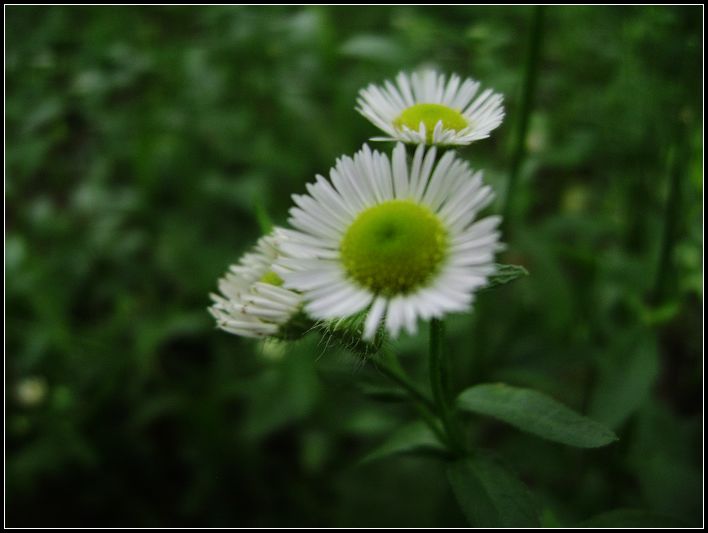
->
393, 103, 467, 142
259, 270, 284, 286
340, 199, 448, 296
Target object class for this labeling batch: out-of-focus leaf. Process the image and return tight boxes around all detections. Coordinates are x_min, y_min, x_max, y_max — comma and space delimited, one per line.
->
457, 383, 618, 448
577, 509, 687, 527
339, 34, 405, 63
242, 348, 321, 440
447, 455, 539, 527
360, 421, 446, 464
480, 264, 529, 291
129, 393, 183, 429
628, 400, 702, 524
358, 383, 407, 403
589, 330, 659, 429
630, 296, 681, 326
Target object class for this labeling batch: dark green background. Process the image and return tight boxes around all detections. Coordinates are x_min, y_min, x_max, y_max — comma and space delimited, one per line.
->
6, 5, 702, 527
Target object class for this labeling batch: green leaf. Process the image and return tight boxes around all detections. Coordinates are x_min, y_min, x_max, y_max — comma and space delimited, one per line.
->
481, 263, 529, 291
577, 509, 687, 528
447, 455, 539, 527
360, 421, 446, 464
589, 331, 659, 429
457, 383, 618, 448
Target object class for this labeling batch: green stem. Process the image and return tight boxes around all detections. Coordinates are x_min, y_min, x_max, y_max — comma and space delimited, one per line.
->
254, 197, 273, 234
429, 319, 466, 455
429, 319, 447, 413
652, 117, 691, 304
502, 5, 545, 234
377, 349, 436, 413
376, 349, 448, 445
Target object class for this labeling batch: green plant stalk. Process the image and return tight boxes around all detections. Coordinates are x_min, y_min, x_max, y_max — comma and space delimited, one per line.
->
376, 349, 448, 446
429, 319, 467, 456
652, 122, 690, 304
502, 5, 545, 233
377, 348, 436, 412
254, 198, 273, 234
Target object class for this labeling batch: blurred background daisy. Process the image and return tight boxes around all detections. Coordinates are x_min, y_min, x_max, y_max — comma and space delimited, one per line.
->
209, 231, 307, 340
357, 69, 505, 145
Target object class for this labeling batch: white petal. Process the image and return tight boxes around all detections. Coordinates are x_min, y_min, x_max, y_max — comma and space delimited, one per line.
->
363, 297, 387, 340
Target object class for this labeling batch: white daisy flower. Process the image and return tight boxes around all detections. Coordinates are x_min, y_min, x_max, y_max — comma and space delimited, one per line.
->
209, 230, 306, 339
356, 69, 505, 146
275, 143, 503, 341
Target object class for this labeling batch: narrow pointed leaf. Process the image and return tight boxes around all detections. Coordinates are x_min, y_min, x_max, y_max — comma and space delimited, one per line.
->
360, 421, 446, 464
457, 383, 618, 448
481, 263, 529, 291
447, 455, 539, 527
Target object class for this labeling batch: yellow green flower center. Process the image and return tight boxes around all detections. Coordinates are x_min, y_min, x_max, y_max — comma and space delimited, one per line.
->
340, 200, 448, 296
259, 270, 284, 286
393, 103, 467, 143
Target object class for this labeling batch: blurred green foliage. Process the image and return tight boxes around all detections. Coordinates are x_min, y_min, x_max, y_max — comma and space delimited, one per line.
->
6, 5, 702, 527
